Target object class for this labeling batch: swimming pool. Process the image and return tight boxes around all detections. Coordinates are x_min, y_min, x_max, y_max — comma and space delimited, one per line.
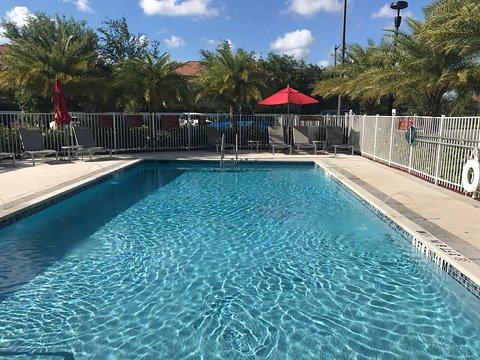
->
0, 161, 479, 359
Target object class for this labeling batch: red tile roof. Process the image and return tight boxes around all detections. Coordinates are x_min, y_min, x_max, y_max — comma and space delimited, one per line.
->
174, 61, 204, 77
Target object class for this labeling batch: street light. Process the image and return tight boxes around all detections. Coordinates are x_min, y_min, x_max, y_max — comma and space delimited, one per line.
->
389, 1, 408, 115
390, 1, 409, 35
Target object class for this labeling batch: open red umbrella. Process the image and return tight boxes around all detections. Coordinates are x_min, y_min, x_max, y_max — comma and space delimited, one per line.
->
54, 79, 71, 127
258, 86, 319, 114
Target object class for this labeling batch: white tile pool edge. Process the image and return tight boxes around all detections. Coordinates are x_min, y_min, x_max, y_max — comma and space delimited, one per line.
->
314, 160, 480, 300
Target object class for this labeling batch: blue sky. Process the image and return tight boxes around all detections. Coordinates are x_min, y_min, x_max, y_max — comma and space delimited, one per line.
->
0, 0, 431, 65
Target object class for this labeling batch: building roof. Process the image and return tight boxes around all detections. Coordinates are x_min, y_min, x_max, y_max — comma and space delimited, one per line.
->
174, 61, 204, 77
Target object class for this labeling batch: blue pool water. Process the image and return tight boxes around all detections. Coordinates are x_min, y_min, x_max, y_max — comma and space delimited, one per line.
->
0, 162, 479, 359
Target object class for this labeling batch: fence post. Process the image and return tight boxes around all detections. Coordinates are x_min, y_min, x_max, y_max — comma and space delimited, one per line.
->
408, 114, 417, 173
152, 113, 157, 151
374, 114, 379, 160
187, 122, 192, 151
361, 114, 366, 155
388, 112, 396, 165
434, 115, 445, 185
112, 113, 118, 152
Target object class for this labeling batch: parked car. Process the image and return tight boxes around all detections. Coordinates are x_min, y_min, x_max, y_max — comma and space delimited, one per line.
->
179, 113, 209, 126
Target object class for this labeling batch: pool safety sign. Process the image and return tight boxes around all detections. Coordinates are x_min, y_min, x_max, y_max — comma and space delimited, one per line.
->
398, 117, 415, 131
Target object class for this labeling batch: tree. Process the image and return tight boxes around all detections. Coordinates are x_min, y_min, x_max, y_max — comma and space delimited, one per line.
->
422, 0, 480, 58
98, 17, 149, 64
259, 53, 323, 94
195, 42, 264, 113
114, 52, 186, 112
0, 14, 101, 112
313, 41, 391, 114
314, 16, 480, 116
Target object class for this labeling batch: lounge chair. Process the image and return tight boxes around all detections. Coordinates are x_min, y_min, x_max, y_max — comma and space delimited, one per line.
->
326, 126, 353, 155
19, 128, 58, 166
292, 126, 326, 155
268, 126, 292, 155
0, 143, 15, 166
73, 127, 112, 160
207, 131, 234, 153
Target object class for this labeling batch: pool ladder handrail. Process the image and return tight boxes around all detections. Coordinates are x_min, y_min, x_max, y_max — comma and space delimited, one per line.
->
220, 134, 225, 165
220, 133, 239, 166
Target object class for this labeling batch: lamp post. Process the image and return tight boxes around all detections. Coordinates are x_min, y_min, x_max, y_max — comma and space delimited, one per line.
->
388, 1, 408, 115
390, 1, 409, 37
336, 0, 348, 117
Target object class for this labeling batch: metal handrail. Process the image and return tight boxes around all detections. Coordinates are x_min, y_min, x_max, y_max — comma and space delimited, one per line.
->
220, 133, 225, 165
235, 133, 238, 164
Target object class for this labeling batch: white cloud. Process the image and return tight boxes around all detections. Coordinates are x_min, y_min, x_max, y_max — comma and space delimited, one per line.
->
75, 0, 93, 13
318, 60, 329, 68
5, 6, 32, 27
287, 0, 342, 17
0, 6, 33, 44
164, 35, 185, 48
202, 38, 234, 49
0, 30, 7, 45
270, 29, 314, 60
139, 0, 219, 17
62, 0, 93, 13
372, 4, 413, 19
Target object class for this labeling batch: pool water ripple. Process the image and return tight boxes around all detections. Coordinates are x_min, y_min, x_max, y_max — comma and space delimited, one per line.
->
0, 163, 479, 359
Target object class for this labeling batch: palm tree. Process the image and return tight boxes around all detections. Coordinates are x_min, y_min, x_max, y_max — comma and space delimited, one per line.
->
314, 16, 480, 116
195, 42, 264, 114
313, 41, 392, 113
114, 52, 186, 113
422, 0, 480, 57
0, 14, 101, 108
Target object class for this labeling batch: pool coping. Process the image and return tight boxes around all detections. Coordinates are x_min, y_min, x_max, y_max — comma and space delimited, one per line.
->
313, 159, 480, 300
0, 159, 142, 229
1, 157, 480, 300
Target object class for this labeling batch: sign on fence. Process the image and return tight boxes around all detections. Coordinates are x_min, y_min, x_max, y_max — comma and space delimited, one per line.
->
398, 117, 415, 131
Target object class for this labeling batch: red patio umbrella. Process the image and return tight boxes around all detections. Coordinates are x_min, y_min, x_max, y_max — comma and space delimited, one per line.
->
258, 86, 319, 115
54, 79, 71, 126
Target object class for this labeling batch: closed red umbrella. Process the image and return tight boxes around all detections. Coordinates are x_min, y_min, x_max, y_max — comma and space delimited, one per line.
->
54, 79, 71, 126
258, 86, 319, 114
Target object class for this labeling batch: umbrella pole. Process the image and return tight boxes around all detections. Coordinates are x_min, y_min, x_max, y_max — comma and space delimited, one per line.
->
287, 102, 292, 147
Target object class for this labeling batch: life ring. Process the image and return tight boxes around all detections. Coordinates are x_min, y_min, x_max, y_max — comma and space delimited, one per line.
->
461, 159, 480, 193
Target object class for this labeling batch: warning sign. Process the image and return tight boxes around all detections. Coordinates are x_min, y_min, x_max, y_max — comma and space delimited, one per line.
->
398, 117, 415, 131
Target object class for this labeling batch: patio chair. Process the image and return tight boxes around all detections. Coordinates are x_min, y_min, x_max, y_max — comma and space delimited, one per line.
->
268, 126, 292, 155
19, 128, 58, 166
207, 131, 234, 153
0, 143, 15, 166
326, 126, 354, 156
292, 126, 326, 155
73, 127, 112, 160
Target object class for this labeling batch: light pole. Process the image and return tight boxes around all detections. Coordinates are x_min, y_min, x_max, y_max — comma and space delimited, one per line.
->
388, 1, 408, 114
336, 0, 348, 117
390, 1, 408, 38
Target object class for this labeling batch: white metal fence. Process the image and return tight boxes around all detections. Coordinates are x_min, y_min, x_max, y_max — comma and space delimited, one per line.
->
0, 112, 346, 156
2, 110, 479, 194
349, 114, 480, 193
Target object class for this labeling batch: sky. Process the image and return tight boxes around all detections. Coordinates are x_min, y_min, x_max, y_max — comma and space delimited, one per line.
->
0, 0, 431, 66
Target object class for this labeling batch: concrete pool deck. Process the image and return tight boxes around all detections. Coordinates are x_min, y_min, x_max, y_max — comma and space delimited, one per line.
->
1, 151, 480, 294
